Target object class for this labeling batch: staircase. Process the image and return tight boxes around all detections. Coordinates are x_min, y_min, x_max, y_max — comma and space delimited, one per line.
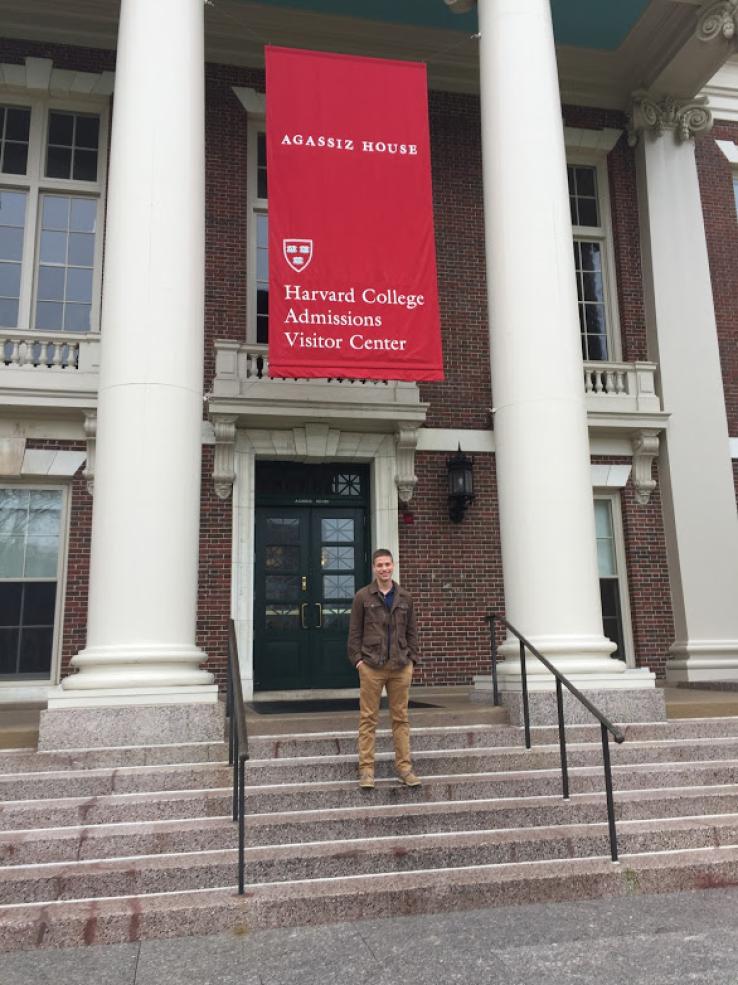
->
4, 712, 738, 950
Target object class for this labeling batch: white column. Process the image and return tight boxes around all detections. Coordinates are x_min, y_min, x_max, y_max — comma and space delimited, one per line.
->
477, 0, 619, 681
633, 100, 738, 683
61, 0, 213, 696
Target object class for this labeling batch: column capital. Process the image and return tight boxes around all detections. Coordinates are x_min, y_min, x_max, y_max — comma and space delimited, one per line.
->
627, 90, 713, 146
697, 0, 738, 42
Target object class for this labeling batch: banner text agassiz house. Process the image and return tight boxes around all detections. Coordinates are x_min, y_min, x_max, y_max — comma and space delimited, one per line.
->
0, 0, 737, 735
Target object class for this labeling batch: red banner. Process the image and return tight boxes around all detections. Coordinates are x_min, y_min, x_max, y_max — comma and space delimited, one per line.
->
265, 46, 443, 381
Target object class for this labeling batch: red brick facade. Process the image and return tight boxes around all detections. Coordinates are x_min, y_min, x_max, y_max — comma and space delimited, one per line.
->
2, 39, 733, 689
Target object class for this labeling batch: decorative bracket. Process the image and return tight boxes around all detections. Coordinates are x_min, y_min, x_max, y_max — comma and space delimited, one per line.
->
82, 410, 96, 496
631, 430, 660, 505
627, 90, 713, 146
211, 414, 238, 500
697, 1, 738, 42
395, 425, 420, 505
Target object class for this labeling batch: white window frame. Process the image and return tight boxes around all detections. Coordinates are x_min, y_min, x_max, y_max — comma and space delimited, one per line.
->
565, 127, 623, 363
0, 480, 71, 689
594, 490, 635, 669
0, 91, 110, 336
239, 87, 267, 344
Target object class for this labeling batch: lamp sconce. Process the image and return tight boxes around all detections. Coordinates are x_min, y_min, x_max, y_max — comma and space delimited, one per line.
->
447, 445, 474, 523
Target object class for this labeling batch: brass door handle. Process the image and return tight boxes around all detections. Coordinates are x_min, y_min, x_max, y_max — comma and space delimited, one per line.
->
315, 603, 323, 628
300, 602, 308, 629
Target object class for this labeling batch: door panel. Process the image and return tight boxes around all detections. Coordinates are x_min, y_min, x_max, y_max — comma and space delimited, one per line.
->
253, 505, 367, 690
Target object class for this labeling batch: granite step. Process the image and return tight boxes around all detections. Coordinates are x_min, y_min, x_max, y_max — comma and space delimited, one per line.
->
242, 736, 738, 784
4, 813, 738, 904
240, 759, 738, 813
246, 717, 738, 758
6, 782, 738, 862
0, 787, 233, 831
4, 844, 738, 950
0, 742, 228, 775
0, 762, 232, 802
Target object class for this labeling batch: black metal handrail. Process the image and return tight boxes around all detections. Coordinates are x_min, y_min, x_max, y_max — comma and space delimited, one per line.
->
486, 613, 625, 862
226, 618, 249, 894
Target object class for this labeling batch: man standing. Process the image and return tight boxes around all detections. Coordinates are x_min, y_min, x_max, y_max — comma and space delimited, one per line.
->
347, 548, 421, 789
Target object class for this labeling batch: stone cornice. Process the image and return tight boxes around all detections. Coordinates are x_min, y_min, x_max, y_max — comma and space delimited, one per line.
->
627, 89, 714, 145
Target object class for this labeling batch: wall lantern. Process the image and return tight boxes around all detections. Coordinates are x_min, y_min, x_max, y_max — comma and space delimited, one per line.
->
447, 445, 474, 523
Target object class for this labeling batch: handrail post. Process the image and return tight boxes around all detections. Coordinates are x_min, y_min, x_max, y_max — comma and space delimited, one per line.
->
238, 755, 246, 895
556, 678, 570, 800
519, 640, 531, 750
601, 722, 619, 862
489, 615, 499, 706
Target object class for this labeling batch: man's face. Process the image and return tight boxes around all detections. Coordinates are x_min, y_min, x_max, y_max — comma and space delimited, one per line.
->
373, 554, 394, 588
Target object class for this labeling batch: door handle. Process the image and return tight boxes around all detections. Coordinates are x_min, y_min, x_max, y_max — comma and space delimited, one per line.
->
300, 602, 309, 629
315, 603, 323, 628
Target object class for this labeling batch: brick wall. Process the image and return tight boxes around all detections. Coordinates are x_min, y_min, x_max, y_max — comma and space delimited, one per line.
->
196, 446, 232, 686
399, 452, 504, 684
696, 121, 738, 437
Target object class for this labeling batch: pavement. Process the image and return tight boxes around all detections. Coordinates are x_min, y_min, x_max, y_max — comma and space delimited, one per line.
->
3, 887, 738, 984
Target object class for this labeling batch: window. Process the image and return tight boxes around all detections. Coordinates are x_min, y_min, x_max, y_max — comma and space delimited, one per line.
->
0, 98, 108, 335
248, 122, 269, 344
0, 487, 66, 680
594, 494, 633, 665
733, 175, 738, 219
567, 157, 621, 362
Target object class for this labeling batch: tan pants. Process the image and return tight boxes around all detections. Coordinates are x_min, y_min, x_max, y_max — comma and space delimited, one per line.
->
358, 661, 413, 774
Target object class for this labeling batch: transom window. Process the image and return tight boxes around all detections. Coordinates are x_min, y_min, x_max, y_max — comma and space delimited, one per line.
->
0, 97, 108, 335
568, 163, 618, 362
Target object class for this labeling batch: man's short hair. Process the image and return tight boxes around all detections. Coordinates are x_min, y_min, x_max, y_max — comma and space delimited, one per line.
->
372, 548, 393, 563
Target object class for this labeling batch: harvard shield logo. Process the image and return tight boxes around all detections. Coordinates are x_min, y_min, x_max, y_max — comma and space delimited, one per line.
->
283, 239, 313, 273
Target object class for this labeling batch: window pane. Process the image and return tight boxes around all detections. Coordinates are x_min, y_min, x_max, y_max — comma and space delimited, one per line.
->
575, 166, 596, 197
265, 544, 300, 572
23, 582, 56, 623
0, 189, 27, 228
577, 198, 599, 227
0, 226, 24, 264
584, 332, 608, 361
40, 230, 67, 263
265, 575, 300, 601
46, 145, 72, 179
323, 574, 355, 599
2, 142, 28, 175
25, 539, 59, 577
0, 536, 24, 577
37, 265, 65, 301
1, 106, 30, 175
68, 233, 95, 266
0, 583, 22, 626
43, 196, 70, 230
0, 262, 21, 298
73, 149, 98, 182
321, 518, 354, 543
75, 114, 100, 149
321, 546, 354, 570
0, 298, 18, 327
264, 607, 299, 632
66, 266, 93, 303
257, 131, 267, 198
265, 517, 300, 544
579, 242, 602, 272
63, 303, 90, 332
70, 198, 96, 233
48, 111, 74, 145
0, 627, 20, 675
35, 301, 63, 331
18, 626, 53, 676
5, 108, 30, 142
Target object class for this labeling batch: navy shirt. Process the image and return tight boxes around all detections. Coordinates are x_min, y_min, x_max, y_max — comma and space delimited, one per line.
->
381, 585, 395, 659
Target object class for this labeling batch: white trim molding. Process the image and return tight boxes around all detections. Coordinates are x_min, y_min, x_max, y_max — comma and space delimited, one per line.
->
0, 56, 114, 97
717, 138, 738, 162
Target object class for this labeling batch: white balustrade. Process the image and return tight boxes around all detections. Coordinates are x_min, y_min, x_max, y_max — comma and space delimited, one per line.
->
583, 360, 661, 413
0, 334, 84, 371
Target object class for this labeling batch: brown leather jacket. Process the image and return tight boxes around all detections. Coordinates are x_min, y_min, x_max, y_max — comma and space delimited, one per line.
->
347, 581, 419, 669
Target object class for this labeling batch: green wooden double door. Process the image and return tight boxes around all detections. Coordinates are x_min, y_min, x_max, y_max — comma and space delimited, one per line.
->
253, 499, 369, 691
